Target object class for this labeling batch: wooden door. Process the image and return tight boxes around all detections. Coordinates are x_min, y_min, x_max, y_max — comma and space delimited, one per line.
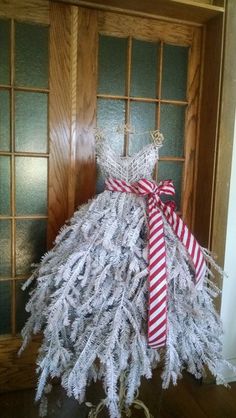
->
0, 1, 51, 392
71, 8, 202, 229
0, 1, 202, 392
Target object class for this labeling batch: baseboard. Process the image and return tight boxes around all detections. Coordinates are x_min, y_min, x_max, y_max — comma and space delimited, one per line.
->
218, 357, 236, 383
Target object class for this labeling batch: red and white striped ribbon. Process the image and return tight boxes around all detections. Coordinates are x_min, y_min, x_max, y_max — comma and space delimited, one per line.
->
105, 177, 206, 349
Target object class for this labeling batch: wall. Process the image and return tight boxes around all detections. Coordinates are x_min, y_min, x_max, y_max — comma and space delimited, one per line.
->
220, 111, 236, 381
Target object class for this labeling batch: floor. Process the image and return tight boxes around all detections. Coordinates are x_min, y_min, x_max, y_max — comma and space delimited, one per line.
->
1, 370, 236, 418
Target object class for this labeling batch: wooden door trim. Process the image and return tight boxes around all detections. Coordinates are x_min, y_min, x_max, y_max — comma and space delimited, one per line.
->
53, 0, 224, 25
97, 10, 194, 46
0, 336, 40, 392
48, 2, 78, 246
211, 0, 236, 295
182, 26, 202, 227
0, 0, 49, 24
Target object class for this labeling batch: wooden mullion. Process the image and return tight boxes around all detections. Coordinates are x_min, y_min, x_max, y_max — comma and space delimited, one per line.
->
0, 84, 11, 90
124, 36, 132, 156
97, 93, 188, 106
8, 86, 50, 94
97, 93, 129, 100
0, 275, 32, 283
0, 85, 49, 94
159, 157, 185, 162
0, 152, 50, 157
10, 19, 16, 336
160, 98, 188, 105
155, 41, 164, 182
157, 41, 163, 127
0, 215, 48, 220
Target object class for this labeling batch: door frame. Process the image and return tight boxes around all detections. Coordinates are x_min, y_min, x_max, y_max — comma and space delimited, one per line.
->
0, 0, 233, 392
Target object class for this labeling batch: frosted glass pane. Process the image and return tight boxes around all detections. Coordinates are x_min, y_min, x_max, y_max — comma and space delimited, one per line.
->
129, 102, 156, 155
0, 220, 11, 276
15, 92, 48, 153
98, 35, 127, 95
131, 39, 159, 98
162, 44, 188, 100
0, 280, 11, 334
0, 156, 11, 215
15, 22, 49, 88
16, 219, 47, 275
16, 279, 32, 333
159, 104, 185, 157
0, 89, 10, 151
15, 157, 48, 215
96, 165, 105, 195
0, 19, 10, 85
97, 99, 125, 154
158, 161, 183, 209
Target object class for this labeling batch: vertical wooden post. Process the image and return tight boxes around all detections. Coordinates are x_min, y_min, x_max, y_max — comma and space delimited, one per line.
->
75, 7, 98, 207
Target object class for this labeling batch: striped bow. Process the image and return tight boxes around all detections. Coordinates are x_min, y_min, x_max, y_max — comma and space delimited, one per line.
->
105, 177, 206, 349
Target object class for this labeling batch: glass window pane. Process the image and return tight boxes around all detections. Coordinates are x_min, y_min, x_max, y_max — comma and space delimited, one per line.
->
0, 220, 11, 276
15, 22, 49, 88
16, 219, 47, 275
162, 44, 188, 101
159, 104, 186, 157
16, 279, 33, 333
15, 91, 48, 153
131, 39, 159, 98
0, 156, 11, 215
158, 161, 183, 209
0, 89, 10, 151
15, 157, 48, 215
129, 101, 156, 155
0, 280, 11, 335
0, 19, 10, 85
98, 35, 127, 95
97, 99, 125, 154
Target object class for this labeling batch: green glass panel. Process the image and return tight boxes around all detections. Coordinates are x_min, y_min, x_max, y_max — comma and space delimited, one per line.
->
16, 279, 33, 333
98, 35, 127, 95
129, 101, 156, 155
0, 19, 10, 85
15, 157, 47, 215
96, 165, 105, 195
159, 104, 186, 157
131, 39, 159, 98
15, 22, 49, 88
0, 220, 11, 276
0, 156, 11, 215
97, 99, 125, 154
162, 44, 188, 100
0, 89, 10, 151
15, 91, 48, 153
0, 280, 11, 334
16, 219, 47, 275
158, 161, 183, 209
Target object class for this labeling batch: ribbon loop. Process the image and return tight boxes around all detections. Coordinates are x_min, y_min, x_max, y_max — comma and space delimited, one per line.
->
105, 177, 206, 349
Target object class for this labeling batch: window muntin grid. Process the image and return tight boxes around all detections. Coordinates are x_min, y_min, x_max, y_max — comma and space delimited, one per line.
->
0, 18, 49, 336
96, 35, 189, 210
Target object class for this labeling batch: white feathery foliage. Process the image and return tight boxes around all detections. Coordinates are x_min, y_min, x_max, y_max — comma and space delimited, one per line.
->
19, 139, 233, 418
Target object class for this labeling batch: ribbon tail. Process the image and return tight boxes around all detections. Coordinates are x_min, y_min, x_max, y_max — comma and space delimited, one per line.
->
162, 204, 206, 286
147, 197, 168, 348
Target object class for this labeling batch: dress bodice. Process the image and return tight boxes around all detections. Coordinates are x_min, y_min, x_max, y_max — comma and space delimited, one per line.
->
96, 139, 161, 183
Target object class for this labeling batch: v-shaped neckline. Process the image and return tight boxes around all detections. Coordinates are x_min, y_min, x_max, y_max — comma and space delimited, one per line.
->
102, 141, 156, 164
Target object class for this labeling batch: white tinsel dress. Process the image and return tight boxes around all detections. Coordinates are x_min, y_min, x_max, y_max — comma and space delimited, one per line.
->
20, 137, 231, 418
